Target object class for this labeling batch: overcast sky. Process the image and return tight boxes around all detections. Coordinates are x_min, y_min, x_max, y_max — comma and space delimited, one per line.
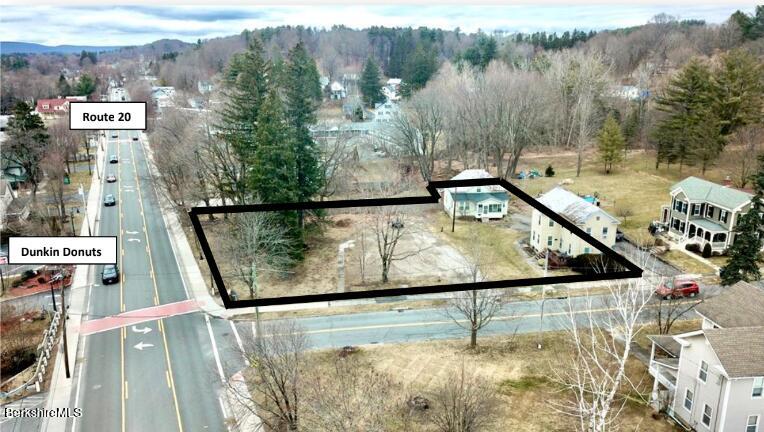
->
1, 4, 757, 47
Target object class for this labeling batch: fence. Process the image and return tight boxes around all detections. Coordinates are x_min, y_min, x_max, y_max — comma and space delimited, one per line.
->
0, 310, 62, 400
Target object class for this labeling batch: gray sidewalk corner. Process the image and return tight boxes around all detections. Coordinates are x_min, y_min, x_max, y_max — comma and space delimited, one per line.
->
41, 133, 105, 432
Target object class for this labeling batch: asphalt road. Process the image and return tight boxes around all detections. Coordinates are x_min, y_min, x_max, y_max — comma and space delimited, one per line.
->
73, 128, 239, 432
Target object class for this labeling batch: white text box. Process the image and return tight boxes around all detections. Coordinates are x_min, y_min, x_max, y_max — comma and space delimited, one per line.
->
69, 102, 146, 130
8, 237, 118, 264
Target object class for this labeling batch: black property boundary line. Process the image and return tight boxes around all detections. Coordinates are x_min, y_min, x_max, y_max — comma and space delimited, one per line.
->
188, 178, 643, 309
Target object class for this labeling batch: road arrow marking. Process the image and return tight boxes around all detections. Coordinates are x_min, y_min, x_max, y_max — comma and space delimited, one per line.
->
131, 325, 152, 335
133, 341, 154, 351
127, 238, 141, 242
125, 230, 140, 234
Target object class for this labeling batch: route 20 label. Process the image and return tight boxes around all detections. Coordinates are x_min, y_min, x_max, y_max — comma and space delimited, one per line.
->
69, 102, 146, 130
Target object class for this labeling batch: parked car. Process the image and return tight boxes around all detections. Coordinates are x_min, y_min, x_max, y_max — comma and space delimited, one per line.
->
132, 136, 138, 141
655, 279, 700, 299
111, 133, 118, 138
109, 155, 118, 163
106, 174, 117, 183
615, 230, 625, 242
102, 264, 120, 284
104, 194, 116, 206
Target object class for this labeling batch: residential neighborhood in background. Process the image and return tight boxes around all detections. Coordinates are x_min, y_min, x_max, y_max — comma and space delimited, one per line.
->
1, 3, 763, 432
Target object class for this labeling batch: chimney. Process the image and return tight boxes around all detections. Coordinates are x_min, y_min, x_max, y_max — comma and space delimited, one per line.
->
723, 175, 732, 187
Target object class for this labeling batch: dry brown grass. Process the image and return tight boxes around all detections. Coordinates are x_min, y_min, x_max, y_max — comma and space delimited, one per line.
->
305, 332, 680, 432
661, 251, 716, 275
635, 319, 702, 351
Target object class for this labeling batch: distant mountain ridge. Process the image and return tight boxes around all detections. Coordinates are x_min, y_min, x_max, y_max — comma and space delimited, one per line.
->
1, 41, 124, 54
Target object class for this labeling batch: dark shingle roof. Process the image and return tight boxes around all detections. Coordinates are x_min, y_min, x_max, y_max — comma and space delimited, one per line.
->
704, 326, 764, 378
695, 281, 764, 328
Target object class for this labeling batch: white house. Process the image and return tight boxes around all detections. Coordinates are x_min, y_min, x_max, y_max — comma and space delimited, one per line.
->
197, 80, 213, 94
647, 282, 764, 431
329, 82, 346, 100
151, 86, 176, 111
373, 101, 400, 123
441, 169, 509, 220
531, 187, 619, 256
383, 78, 402, 101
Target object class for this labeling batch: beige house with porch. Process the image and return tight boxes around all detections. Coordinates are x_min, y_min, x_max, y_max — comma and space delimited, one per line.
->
531, 187, 619, 256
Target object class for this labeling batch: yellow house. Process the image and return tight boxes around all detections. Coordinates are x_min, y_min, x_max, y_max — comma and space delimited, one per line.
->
530, 187, 619, 256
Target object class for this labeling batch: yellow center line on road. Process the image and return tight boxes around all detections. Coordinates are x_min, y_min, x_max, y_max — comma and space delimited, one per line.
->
129, 138, 184, 432
271, 300, 692, 338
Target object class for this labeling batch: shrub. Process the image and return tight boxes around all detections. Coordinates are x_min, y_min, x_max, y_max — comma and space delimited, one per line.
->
702, 243, 712, 258
685, 243, 701, 254
545, 165, 555, 177
567, 253, 623, 275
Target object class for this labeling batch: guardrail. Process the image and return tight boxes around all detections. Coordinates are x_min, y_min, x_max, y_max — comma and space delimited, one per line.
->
0, 310, 61, 400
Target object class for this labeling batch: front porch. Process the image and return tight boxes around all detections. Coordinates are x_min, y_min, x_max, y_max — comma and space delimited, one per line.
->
685, 218, 729, 253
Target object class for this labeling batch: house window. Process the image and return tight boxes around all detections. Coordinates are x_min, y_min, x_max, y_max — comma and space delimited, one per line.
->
753, 377, 764, 397
719, 210, 728, 224
706, 205, 715, 218
748, 415, 760, 432
679, 222, 686, 232
682, 202, 688, 213
586, 227, 592, 235
549, 220, 554, 227
683, 388, 693, 411
698, 360, 708, 382
584, 247, 591, 254
692, 204, 700, 216
547, 236, 553, 247
602, 227, 608, 238
488, 204, 501, 213
702, 404, 712, 427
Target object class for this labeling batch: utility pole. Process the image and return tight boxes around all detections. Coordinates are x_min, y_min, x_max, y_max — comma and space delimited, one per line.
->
69, 208, 77, 236
451, 187, 457, 233
250, 262, 261, 340
537, 248, 549, 350
58, 268, 71, 379
79, 184, 92, 236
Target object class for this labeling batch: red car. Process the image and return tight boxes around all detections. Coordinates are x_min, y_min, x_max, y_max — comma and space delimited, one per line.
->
655, 279, 700, 299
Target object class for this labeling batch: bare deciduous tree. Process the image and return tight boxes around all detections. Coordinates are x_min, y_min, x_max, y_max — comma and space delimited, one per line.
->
368, 207, 422, 283
428, 363, 498, 432
551, 252, 655, 432
445, 231, 503, 349
225, 211, 294, 301
730, 124, 762, 189
303, 357, 396, 432
231, 320, 307, 432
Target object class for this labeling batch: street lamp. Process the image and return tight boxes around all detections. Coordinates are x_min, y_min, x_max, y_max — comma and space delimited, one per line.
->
78, 184, 92, 236
69, 207, 78, 236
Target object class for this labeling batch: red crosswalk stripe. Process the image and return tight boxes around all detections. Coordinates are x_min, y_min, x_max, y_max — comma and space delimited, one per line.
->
79, 299, 201, 335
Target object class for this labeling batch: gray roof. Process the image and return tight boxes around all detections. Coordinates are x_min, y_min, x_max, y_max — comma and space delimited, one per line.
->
672, 176, 752, 210
648, 334, 681, 357
695, 281, 764, 328
704, 326, 764, 378
690, 218, 727, 232
538, 187, 619, 225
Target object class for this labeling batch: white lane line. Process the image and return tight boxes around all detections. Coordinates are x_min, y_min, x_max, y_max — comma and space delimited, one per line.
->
230, 321, 249, 366
205, 314, 226, 383
72, 362, 84, 432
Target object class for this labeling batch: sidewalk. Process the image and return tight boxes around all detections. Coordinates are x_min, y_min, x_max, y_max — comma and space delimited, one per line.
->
41, 134, 105, 432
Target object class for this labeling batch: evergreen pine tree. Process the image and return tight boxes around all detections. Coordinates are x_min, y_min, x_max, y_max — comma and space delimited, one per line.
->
360, 58, 385, 108
713, 49, 764, 136
720, 155, 764, 285
250, 90, 301, 251
217, 38, 270, 202
284, 41, 324, 228
402, 41, 439, 94
57, 73, 71, 96
653, 59, 718, 171
597, 115, 625, 174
